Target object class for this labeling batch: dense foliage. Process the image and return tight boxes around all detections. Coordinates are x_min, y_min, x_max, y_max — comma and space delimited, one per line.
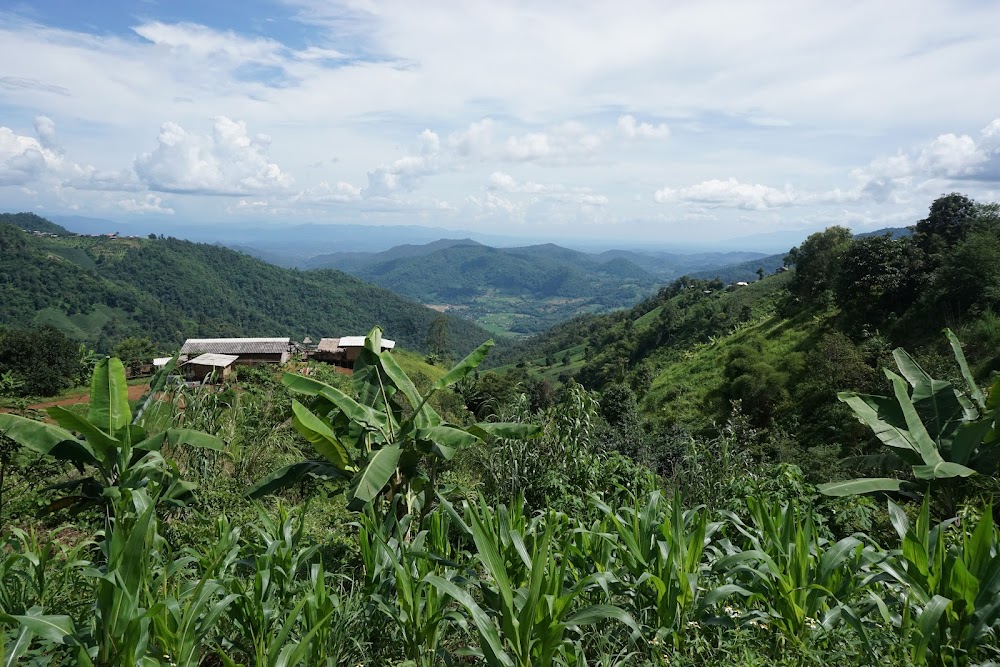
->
1, 336, 998, 665
0, 219, 492, 360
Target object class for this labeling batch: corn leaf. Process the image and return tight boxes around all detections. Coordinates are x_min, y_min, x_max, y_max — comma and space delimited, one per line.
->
818, 478, 905, 496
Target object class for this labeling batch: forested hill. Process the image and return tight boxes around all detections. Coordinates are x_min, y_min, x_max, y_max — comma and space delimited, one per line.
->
304, 239, 661, 336
0, 219, 492, 356
0, 211, 71, 235
310, 240, 658, 302
482, 194, 1000, 478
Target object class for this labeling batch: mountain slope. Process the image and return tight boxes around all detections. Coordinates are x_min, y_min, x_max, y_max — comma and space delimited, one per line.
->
303, 238, 484, 272
0, 219, 492, 356
307, 240, 660, 336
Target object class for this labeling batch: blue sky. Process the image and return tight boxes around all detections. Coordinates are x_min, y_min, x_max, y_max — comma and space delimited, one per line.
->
2, 0, 1000, 242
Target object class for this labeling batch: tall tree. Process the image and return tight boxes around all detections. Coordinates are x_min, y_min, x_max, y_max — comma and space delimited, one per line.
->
914, 192, 976, 256
786, 226, 854, 301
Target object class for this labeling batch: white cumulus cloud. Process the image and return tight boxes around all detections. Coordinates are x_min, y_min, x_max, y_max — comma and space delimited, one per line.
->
118, 193, 175, 214
134, 116, 294, 196
654, 178, 798, 210
617, 114, 669, 140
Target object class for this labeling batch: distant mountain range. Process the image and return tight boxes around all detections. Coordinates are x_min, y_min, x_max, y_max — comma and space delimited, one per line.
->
296, 239, 772, 336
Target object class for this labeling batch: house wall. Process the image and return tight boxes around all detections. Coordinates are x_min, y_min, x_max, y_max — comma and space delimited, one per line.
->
184, 364, 233, 383
231, 352, 289, 365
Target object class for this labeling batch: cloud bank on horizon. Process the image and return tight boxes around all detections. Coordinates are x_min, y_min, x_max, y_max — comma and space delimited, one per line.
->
2, 0, 1000, 242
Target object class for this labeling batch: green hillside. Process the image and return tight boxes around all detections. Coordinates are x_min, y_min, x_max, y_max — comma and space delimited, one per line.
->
481, 194, 1000, 479
0, 211, 71, 235
308, 241, 660, 336
0, 218, 492, 357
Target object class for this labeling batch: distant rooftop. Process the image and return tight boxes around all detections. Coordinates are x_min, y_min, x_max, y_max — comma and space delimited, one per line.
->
337, 336, 395, 349
180, 338, 290, 355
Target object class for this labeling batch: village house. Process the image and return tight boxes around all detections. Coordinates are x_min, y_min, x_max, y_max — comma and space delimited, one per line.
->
182, 353, 238, 383
312, 336, 395, 366
179, 338, 291, 365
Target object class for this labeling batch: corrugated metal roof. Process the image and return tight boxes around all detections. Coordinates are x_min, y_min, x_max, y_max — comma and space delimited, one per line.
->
180, 338, 290, 355
153, 357, 172, 367
337, 336, 395, 349
184, 353, 239, 368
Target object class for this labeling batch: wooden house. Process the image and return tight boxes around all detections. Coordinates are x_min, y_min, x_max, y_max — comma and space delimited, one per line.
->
182, 353, 238, 382
179, 338, 291, 365
313, 336, 395, 366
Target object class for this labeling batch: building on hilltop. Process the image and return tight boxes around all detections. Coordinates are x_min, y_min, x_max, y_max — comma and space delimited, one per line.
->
179, 338, 291, 365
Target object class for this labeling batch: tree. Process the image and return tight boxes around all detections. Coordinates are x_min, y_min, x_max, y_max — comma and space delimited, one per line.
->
756, 267, 765, 281
786, 226, 853, 301
113, 336, 157, 374
425, 315, 450, 359
0, 325, 79, 396
835, 234, 923, 326
914, 192, 976, 255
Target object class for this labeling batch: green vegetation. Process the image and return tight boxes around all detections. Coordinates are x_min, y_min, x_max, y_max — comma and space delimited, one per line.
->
2, 194, 1000, 665
1, 330, 998, 664
308, 240, 660, 336
0, 217, 493, 360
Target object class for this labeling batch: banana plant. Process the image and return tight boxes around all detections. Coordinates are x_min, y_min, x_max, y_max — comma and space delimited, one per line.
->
879, 498, 1000, 667
0, 357, 224, 521
249, 326, 540, 514
819, 330, 1000, 515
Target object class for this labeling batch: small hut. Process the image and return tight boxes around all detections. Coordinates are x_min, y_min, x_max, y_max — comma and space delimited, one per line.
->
182, 353, 238, 383
313, 336, 396, 366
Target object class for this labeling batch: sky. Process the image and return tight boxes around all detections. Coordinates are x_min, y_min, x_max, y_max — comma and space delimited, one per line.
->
2, 0, 1000, 244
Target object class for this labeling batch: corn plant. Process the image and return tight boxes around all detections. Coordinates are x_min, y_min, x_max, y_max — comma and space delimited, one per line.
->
146, 517, 241, 667
879, 498, 1000, 667
0, 357, 224, 522
4, 488, 165, 665
716, 499, 879, 646
593, 491, 724, 645
250, 327, 539, 517
358, 509, 462, 666
221, 504, 333, 666
428, 497, 637, 667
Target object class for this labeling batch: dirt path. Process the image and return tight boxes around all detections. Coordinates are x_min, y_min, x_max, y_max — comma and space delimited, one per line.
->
26, 383, 149, 410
